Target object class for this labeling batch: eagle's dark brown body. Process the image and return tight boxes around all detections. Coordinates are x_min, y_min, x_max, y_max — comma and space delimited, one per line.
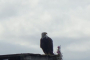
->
40, 37, 54, 55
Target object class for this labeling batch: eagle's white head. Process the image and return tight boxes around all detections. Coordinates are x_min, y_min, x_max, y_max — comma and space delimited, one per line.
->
41, 32, 48, 39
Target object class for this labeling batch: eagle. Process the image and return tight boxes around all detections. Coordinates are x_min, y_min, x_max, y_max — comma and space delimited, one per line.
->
40, 32, 54, 55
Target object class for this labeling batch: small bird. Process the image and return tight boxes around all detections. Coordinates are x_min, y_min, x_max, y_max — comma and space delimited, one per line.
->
40, 32, 54, 55
57, 46, 60, 55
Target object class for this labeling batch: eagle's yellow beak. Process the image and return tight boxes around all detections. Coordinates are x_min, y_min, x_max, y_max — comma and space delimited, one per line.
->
45, 32, 47, 34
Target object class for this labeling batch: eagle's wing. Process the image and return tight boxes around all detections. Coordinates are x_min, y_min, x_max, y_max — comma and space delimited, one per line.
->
48, 37, 53, 54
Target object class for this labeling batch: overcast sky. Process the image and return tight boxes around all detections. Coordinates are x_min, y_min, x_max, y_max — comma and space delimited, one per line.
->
0, 0, 90, 60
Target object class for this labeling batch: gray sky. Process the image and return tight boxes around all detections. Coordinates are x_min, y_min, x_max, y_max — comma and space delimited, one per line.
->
0, 0, 90, 60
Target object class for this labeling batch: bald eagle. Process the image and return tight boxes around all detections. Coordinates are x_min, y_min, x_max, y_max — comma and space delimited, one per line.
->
40, 32, 54, 55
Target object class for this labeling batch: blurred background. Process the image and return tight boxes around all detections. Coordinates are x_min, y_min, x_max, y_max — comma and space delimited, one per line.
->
0, 0, 90, 60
